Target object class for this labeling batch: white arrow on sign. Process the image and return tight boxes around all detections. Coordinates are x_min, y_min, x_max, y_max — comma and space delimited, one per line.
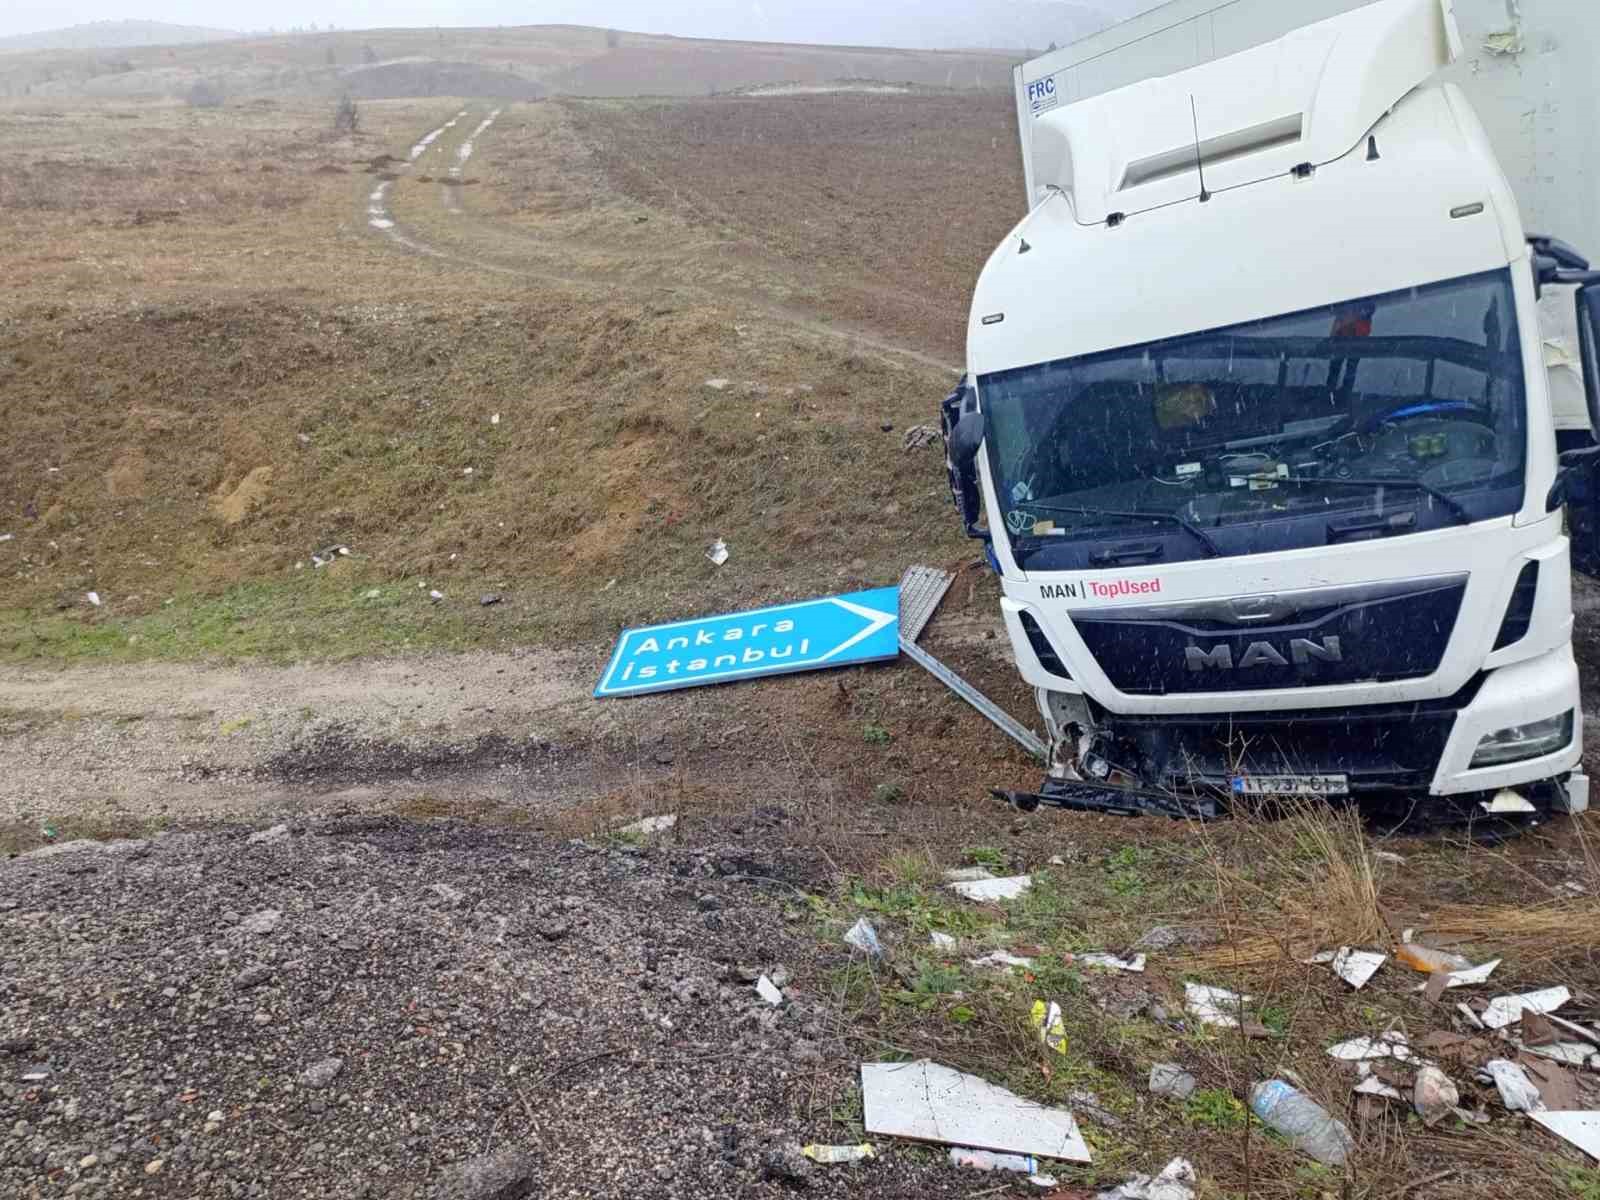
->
818, 596, 898, 663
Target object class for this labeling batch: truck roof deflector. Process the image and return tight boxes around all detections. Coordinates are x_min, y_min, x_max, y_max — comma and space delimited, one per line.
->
1028, 0, 1461, 221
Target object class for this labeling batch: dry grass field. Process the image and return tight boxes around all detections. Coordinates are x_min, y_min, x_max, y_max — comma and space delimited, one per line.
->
0, 33, 1598, 1200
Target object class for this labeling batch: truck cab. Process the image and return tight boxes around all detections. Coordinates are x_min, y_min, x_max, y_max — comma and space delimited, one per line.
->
945, 0, 1600, 821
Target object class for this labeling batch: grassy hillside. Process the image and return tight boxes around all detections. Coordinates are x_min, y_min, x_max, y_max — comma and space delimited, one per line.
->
0, 20, 239, 53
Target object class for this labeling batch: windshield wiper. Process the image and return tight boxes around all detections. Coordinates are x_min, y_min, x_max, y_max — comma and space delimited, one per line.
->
1022, 504, 1221, 558
1279, 476, 1472, 525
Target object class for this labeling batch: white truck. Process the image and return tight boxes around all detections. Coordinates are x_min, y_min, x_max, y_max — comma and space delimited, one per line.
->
942, 0, 1600, 826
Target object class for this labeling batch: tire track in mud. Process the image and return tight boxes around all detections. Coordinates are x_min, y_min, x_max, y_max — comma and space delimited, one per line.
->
363, 107, 960, 376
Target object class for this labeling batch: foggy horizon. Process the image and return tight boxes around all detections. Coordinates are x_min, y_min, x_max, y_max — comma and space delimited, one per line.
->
0, 1, 1160, 51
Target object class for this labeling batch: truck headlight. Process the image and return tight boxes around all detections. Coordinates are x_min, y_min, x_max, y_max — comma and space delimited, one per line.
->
1470, 711, 1574, 768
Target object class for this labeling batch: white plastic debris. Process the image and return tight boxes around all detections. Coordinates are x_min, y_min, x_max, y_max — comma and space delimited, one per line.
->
1478, 1059, 1546, 1112
843, 917, 884, 958
947, 874, 1032, 902
1149, 1064, 1197, 1100
1185, 983, 1253, 1028
1522, 1042, 1598, 1067
1413, 1065, 1460, 1126
1327, 1032, 1415, 1062
860, 1059, 1092, 1162
429, 590, 444, 602
1530, 1111, 1600, 1161
1354, 1074, 1403, 1101
1482, 789, 1537, 814
704, 378, 732, 391
21, 1071, 48, 1082
1307, 948, 1386, 989
756, 975, 784, 1006
618, 814, 677, 837
1077, 952, 1147, 973
968, 950, 1034, 971
1457, 1002, 1486, 1029
929, 931, 958, 951
0, 533, 12, 542
1094, 1156, 1197, 1200
943, 866, 996, 883
85, 591, 101, 607
706, 539, 729, 567
1482, 986, 1571, 1030
949, 1147, 1036, 1172
490, 412, 501, 426
1030, 1174, 1060, 1189
1413, 958, 1502, 992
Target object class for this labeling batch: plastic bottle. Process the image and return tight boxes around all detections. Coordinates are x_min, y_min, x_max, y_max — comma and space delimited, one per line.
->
1248, 1080, 1354, 1166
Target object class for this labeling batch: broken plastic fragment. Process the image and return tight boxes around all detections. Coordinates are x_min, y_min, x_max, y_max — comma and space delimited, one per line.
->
1076, 952, 1147, 973
756, 975, 784, 1006
1327, 1032, 1414, 1062
1478, 1059, 1546, 1112
1482, 789, 1536, 814
947, 874, 1032, 902
949, 1147, 1037, 1172
1185, 983, 1252, 1028
618, 814, 677, 837
1529, 1111, 1600, 1161
1031, 1000, 1067, 1056
800, 1143, 875, 1164
1353, 1074, 1403, 1101
1094, 1156, 1197, 1200
85, 592, 101, 607
1307, 947, 1386, 989
706, 539, 729, 567
1414, 957, 1501, 993
843, 917, 883, 959
929, 931, 957, 951
1412, 1065, 1459, 1125
968, 950, 1033, 971
1483, 986, 1571, 1030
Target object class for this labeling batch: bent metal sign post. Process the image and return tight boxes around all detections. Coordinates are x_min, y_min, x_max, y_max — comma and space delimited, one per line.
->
594, 587, 900, 698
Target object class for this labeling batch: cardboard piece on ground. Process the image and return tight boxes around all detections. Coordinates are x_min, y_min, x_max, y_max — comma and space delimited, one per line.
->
860, 1060, 1092, 1163
1530, 1112, 1600, 1162
1421, 958, 1501, 1000
948, 875, 1032, 902
1328, 1032, 1415, 1062
1521, 1056, 1584, 1111
1328, 948, 1386, 989
1483, 986, 1571, 1030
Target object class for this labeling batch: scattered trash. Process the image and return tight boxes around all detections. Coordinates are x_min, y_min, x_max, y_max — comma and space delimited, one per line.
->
1184, 983, 1252, 1029
1307, 948, 1386, 989
21, 1071, 48, 1082
1395, 942, 1473, 974
1372, 850, 1407, 865
970, 950, 1034, 971
929, 931, 958, 951
1478, 1059, 1546, 1112
1353, 1074, 1403, 1101
1094, 1156, 1197, 1200
947, 874, 1032, 902
1418, 958, 1502, 997
1412, 1065, 1460, 1126
1482, 788, 1537, 814
0, 534, 12, 542
801, 1143, 875, 1164
85, 592, 101, 607
310, 545, 352, 569
1482, 986, 1571, 1030
1148, 1064, 1197, 1101
860, 1059, 1092, 1162
480, 594, 503, 607
756, 975, 784, 1006
1456, 1002, 1486, 1029
1249, 1079, 1354, 1166
844, 917, 884, 959
1132, 926, 1210, 952
462, 467, 475, 476
618, 814, 677, 837
902, 425, 941, 451
1326, 1032, 1415, 1062
705, 378, 732, 391
1523, 1057, 1585, 1110
429, 590, 444, 603
1029, 1174, 1059, 1189
490, 412, 501, 426
949, 1147, 1037, 1173
1075, 952, 1147, 973
706, 538, 730, 567
1032, 1000, 1068, 1056
1521, 1041, 1597, 1067
944, 866, 996, 883
1530, 1111, 1600, 1161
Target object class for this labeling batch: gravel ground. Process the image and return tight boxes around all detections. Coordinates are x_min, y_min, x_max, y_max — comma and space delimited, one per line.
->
0, 816, 978, 1200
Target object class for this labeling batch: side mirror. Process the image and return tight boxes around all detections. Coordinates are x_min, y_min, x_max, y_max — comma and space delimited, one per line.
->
949, 409, 986, 467
1578, 284, 1600, 435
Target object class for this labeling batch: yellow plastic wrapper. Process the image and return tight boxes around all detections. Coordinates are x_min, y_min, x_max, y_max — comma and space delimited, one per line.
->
1031, 999, 1068, 1056
801, 1144, 876, 1164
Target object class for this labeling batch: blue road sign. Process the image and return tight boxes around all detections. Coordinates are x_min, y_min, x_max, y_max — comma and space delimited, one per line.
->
595, 586, 900, 699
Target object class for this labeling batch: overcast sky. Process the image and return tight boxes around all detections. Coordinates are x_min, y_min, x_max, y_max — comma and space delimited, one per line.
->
0, 2, 1156, 47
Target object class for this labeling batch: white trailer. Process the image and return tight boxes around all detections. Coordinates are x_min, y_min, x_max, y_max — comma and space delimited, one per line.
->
1013, 0, 1600, 431
941, 0, 1600, 826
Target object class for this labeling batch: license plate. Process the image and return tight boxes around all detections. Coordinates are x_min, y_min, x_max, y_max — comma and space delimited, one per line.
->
1231, 773, 1349, 797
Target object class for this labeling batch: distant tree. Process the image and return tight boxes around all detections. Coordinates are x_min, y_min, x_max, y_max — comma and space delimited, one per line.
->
334, 93, 360, 135
185, 79, 225, 108
361, 43, 378, 65
1046, 41, 1059, 52
325, 46, 337, 66
605, 28, 621, 49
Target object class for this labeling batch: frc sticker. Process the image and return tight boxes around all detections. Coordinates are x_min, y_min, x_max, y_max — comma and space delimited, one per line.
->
1026, 77, 1060, 117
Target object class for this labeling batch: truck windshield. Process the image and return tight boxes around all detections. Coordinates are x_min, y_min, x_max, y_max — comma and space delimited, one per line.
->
979, 269, 1527, 569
